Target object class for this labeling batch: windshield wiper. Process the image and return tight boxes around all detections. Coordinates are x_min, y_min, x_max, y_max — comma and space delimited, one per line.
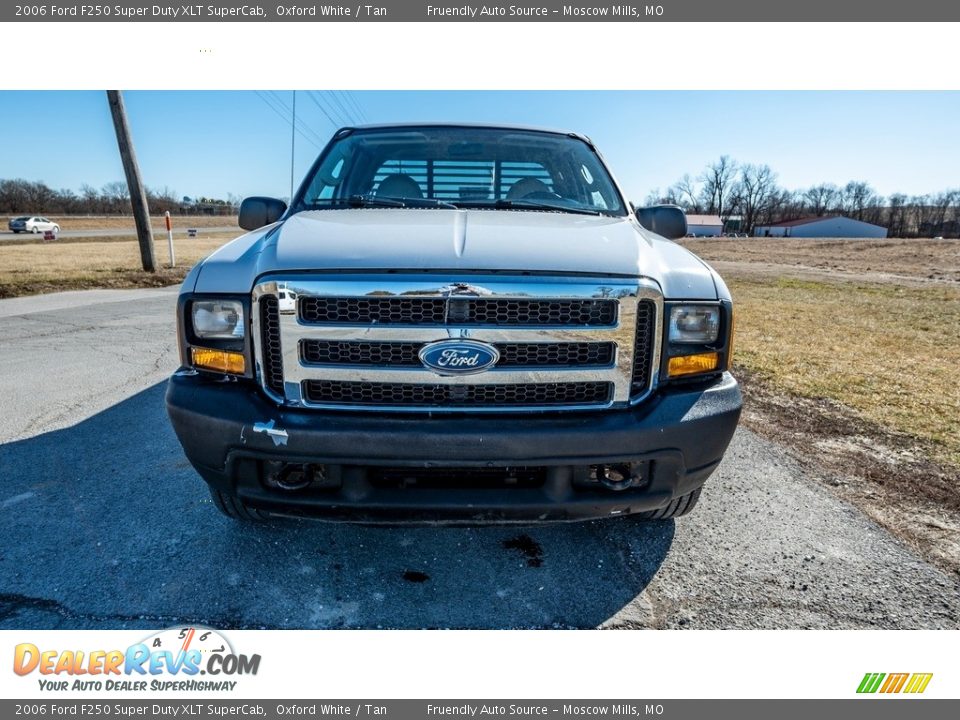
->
406, 198, 460, 210
492, 198, 601, 216
325, 195, 460, 210
305, 196, 406, 209
346, 194, 406, 208
309, 195, 461, 210
390, 196, 460, 210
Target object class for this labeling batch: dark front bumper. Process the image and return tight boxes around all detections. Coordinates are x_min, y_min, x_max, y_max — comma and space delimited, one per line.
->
165, 372, 742, 523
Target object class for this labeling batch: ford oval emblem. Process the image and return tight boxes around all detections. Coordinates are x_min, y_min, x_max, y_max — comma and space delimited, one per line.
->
419, 340, 500, 376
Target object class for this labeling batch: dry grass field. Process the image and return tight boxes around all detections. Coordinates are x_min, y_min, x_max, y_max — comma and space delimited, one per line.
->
682, 236, 960, 284
680, 237, 960, 468
680, 237, 960, 571
2, 214, 237, 232
0, 232, 236, 298
732, 277, 959, 467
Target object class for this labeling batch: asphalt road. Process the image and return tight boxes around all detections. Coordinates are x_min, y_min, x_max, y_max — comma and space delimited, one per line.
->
1, 288, 959, 629
0, 227, 235, 241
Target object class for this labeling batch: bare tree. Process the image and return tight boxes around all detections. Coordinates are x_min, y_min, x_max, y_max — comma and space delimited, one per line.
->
642, 188, 680, 206
843, 181, 875, 221
0, 178, 239, 217
78, 184, 100, 214
700, 156, 737, 219
803, 184, 838, 216
907, 195, 932, 236
949, 191, 960, 237
732, 164, 778, 235
670, 174, 702, 213
887, 193, 907, 237
930, 190, 957, 236
101, 181, 131, 214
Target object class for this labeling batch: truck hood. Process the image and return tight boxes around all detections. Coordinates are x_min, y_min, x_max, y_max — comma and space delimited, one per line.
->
191, 209, 718, 299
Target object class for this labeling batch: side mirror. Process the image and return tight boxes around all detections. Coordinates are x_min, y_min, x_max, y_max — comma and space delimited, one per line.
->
635, 204, 688, 240
239, 196, 287, 231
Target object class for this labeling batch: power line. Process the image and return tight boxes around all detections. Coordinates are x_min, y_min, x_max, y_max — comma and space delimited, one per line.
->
314, 90, 350, 125
254, 90, 291, 123
325, 90, 357, 125
342, 91, 369, 123
267, 91, 328, 147
255, 91, 323, 149
307, 91, 348, 131
344, 90, 370, 122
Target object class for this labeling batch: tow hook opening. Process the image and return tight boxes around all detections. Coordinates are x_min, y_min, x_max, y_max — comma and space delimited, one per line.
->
263, 462, 327, 491
591, 463, 647, 491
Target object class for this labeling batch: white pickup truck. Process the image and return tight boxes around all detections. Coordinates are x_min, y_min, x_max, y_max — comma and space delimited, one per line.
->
165, 124, 741, 523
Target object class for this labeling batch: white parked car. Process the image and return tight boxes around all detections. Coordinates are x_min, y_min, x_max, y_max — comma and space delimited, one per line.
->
8, 216, 60, 234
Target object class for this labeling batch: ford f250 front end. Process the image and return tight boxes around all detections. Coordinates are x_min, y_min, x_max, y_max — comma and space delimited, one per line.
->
165, 124, 742, 523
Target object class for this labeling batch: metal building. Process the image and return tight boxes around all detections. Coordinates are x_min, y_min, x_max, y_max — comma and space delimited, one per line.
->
685, 214, 724, 237
754, 216, 888, 238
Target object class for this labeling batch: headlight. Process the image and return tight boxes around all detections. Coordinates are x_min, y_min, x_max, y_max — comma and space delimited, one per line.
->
192, 300, 244, 339
669, 305, 720, 344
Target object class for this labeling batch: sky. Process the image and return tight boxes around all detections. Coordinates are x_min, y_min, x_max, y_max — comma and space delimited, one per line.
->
1, 90, 958, 203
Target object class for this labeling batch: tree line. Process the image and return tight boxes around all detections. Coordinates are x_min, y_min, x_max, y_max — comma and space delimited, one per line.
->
0, 179, 238, 216
643, 156, 960, 237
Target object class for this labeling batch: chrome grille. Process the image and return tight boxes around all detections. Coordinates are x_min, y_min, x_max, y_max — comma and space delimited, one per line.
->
631, 300, 656, 397
303, 380, 613, 407
300, 297, 446, 325
259, 295, 284, 395
300, 340, 615, 368
252, 276, 663, 413
299, 296, 617, 326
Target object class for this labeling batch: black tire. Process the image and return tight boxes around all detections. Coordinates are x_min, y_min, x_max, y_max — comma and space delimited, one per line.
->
208, 487, 271, 522
639, 488, 702, 520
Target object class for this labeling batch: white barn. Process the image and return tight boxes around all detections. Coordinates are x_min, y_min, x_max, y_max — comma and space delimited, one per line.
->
754, 216, 887, 238
685, 214, 724, 237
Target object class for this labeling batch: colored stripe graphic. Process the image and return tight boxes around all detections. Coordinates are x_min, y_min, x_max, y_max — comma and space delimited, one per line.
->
904, 673, 933, 694
857, 672, 933, 694
857, 673, 885, 693
880, 673, 909, 693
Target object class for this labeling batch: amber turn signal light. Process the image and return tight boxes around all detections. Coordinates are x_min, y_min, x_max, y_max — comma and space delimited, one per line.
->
727, 311, 736, 369
668, 351, 720, 378
191, 347, 246, 375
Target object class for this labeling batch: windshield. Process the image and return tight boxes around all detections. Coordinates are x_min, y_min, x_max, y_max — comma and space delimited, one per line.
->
295, 126, 627, 216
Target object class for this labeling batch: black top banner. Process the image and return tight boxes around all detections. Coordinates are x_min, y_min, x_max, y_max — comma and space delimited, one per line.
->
6, 0, 960, 22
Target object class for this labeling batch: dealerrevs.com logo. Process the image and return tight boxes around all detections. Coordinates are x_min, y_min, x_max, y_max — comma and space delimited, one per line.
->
13, 627, 261, 692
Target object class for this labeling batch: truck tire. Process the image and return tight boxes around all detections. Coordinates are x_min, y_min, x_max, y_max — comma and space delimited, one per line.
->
641, 488, 701, 520
208, 488, 271, 522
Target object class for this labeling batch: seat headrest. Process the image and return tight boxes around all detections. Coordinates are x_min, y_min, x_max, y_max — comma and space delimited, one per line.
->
376, 174, 424, 200
506, 177, 551, 200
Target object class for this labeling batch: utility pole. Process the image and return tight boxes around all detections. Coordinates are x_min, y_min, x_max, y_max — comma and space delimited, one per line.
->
106, 90, 156, 273
290, 90, 296, 200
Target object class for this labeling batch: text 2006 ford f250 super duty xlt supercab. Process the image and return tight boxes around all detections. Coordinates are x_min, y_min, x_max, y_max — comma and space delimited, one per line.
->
165, 124, 742, 523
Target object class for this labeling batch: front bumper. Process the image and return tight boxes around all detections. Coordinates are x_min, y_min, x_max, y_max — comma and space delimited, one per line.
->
165, 371, 742, 523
